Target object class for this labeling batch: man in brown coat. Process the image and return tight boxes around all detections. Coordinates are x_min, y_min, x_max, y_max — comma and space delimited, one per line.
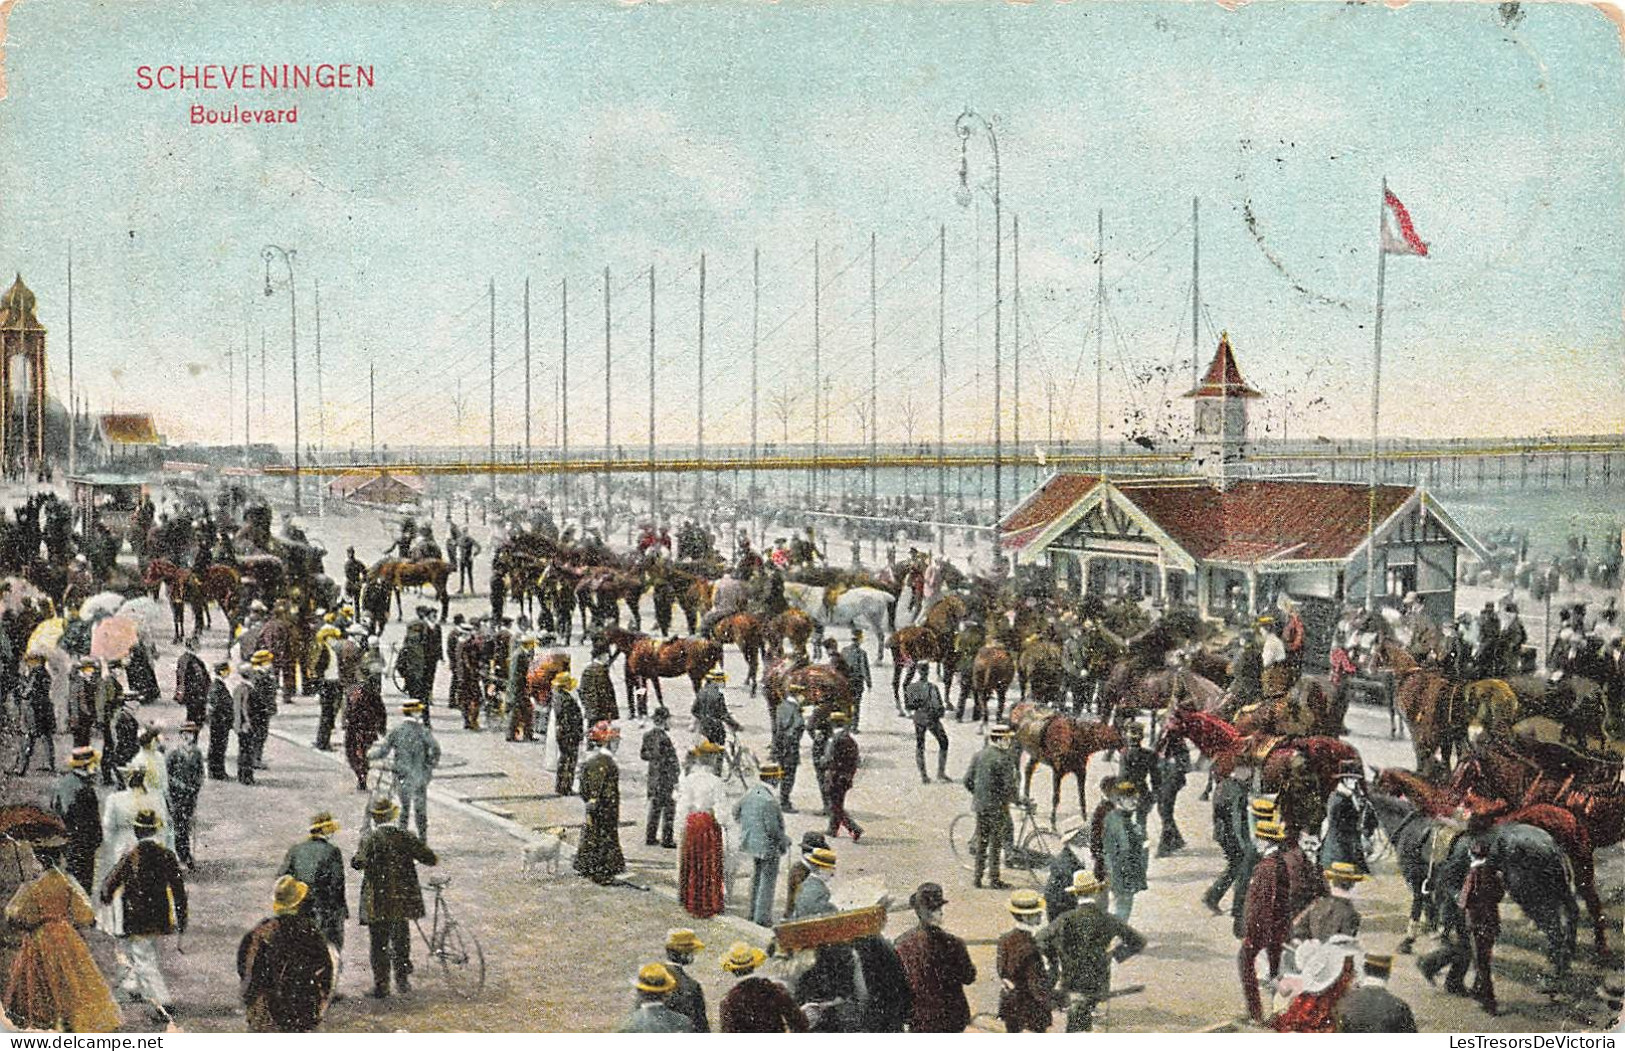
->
894, 882, 976, 1032
352, 796, 438, 998
997, 889, 1052, 1032
1239, 819, 1293, 1023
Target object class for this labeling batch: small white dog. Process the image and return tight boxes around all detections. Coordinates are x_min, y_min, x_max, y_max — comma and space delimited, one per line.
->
521, 827, 568, 875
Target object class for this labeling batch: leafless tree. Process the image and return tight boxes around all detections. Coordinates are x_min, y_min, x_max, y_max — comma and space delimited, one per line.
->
769, 385, 798, 445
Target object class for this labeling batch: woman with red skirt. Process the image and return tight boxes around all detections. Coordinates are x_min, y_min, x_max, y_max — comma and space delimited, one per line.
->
678, 742, 730, 918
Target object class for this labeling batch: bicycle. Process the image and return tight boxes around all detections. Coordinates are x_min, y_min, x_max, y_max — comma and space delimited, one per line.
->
949, 800, 1081, 886
416, 875, 486, 996
721, 736, 759, 791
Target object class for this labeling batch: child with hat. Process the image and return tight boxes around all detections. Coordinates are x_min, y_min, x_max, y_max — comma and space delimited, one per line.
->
789, 846, 838, 919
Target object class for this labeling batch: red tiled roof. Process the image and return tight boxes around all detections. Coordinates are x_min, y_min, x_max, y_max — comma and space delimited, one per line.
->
1183, 333, 1261, 399
998, 474, 1100, 536
1000, 523, 1049, 552
1116, 479, 1415, 563
98, 414, 159, 445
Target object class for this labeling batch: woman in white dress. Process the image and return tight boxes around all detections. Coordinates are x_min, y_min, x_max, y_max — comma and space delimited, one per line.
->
94, 768, 153, 933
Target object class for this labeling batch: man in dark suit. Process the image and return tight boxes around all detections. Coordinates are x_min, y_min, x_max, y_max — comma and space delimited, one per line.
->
1036, 869, 1145, 1032
641, 706, 680, 847
280, 811, 350, 992
662, 928, 710, 1032
206, 661, 236, 780
174, 637, 210, 725
840, 630, 872, 731
165, 724, 205, 870
772, 688, 807, 811
904, 673, 951, 785
1202, 760, 1253, 915
997, 889, 1052, 1032
823, 712, 863, 841
963, 724, 1019, 888
1335, 953, 1416, 1032
893, 882, 976, 1033
352, 796, 438, 998
552, 673, 584, 795
100, 808, 187, 1017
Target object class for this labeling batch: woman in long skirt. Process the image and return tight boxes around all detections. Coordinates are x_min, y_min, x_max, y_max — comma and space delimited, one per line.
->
5, 837, 121, 1032
677, 744, 729, 918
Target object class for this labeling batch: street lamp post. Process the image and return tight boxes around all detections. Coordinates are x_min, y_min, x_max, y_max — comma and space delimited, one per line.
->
955, 107, 1002, 564
262, 245, 302, 514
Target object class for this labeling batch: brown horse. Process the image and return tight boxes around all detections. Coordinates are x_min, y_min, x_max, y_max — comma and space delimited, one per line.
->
761, 658, 852, 723
1375, 767, 1610, 955
971, 643, 1016, 723
1163, 706, 1362, 810
1010, 701, 1122, 824
1017, 637, 1066, 707
196, 564, 241, 632
679, 577, 714, 636
374, 558, 451, 621
709, 612, 768, 695
519, 651, 572, 741
575, 566, 647, 632
603, 627, 721, 705
1450, 738, 1625, 850
1382, 645, 1473, 774
142, 558, 206, 642
887, 625, 951, 699
765, 609, 815, 659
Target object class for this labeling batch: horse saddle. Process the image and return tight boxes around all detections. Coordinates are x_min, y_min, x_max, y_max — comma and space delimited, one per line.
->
657, 639, 686, 661
823, 584, 847, 613
1244, 733, 1288, 768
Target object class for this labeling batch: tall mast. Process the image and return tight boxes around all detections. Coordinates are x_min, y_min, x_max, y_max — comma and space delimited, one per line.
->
937, 223, 946, 554
561, 278, 569, 508
869, 232, 877, 519
1013, 214, 1021, 489
524, 277, 532, 502
315, 279, 325, 516
1095, 210, 1104, 473
489, 278, 496, 498
696, 252, 706, 505
67, 249, 75, 475
603, 268, 611, 514
1192, 196, 1201, 388
648, 264, 656, 521
1365, 178, 1390, 610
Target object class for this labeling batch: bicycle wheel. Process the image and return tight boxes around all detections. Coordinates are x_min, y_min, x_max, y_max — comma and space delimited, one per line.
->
433, 919, 487, 996
1020, 825, 1062, 887
948, 812, 978, 872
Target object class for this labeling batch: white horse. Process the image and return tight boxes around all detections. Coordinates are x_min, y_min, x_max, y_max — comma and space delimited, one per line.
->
782, 582, 895, 665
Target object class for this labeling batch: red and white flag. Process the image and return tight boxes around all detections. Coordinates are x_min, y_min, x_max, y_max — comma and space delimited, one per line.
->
1381, 188, 1429, 257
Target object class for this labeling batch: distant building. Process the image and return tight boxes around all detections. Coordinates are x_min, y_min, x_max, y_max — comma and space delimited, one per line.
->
1000, 333, 1486, 628
328, 469, 425, 507
0, 274, 49, 471
91, 413, 164, 471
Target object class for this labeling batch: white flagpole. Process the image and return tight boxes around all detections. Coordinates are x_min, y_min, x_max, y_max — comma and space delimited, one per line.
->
1365, 177, 1389, 611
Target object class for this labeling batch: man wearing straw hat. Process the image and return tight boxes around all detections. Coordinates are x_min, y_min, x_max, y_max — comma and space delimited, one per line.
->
997, 889, 1053, 1032
1036, 870, 1145, 1032
1101, 781, 1149, 922
99, 807, 187, 1019
280, 811, 350, 991
552, 670, 585, 795
238, 649, 278, 786
1293, 863, 1364, 944
1238, 818, 1294, 1024
734, 762, 790, 927
237, 876, 336, 1031
49, 746, 103, 894
620, 962, 695, 1032
661, 929, 709, 1032
790, 846, 838, 919
368, 699, 442, 842
718, 941, 808, 1032
352, 795, 438, 999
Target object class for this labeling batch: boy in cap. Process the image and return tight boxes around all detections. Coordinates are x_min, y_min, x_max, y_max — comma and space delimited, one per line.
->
620, 963, 694, 1032
1036, 870, 1146, 1032
997, 889, 1053, 1032
662, 929, 709, 1032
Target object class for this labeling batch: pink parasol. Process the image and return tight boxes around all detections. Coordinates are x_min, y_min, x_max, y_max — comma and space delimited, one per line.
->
91, 615, 140, 661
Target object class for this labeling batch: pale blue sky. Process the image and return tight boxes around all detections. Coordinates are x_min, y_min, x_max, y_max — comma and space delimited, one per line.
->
0, 0, 1620, 451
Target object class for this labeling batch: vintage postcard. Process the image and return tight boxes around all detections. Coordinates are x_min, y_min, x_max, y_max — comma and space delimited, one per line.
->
0, 0, 1621, 1038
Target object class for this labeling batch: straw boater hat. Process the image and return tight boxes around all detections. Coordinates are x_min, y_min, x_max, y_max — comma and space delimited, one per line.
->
806, 847, 837, 870
828, 711, 850, 726
401, 700, 425, 715
1362, 953, 1394, 979
369, 796, 400, 821
706, 669, 727, 683
1254, 820, 1288, 841
553, 672, 577, 691
758, 762, 784, 781
68, 746, 98, 770
1114, 780, 1140, 798
787, 683, 808, 695
309, 811, 339, 837
316, 625, 342, 643
272, 875, 309, 917
721, 943, 767, 974
1067, 870, 1107, 896
1248, 798, 1278, 820
692, 741, 725, 759
250, 649, 274, 667
634, 962, 677, 994
77, 658, 97, 672
665, 929, 705, 954
132, 808, 163, 833
1324, 862, 1367, 885
989, 723, 1014, 739
1007, 889, 1045, 917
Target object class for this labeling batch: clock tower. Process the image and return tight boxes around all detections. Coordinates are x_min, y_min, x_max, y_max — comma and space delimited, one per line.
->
1184, 331, 1261, 488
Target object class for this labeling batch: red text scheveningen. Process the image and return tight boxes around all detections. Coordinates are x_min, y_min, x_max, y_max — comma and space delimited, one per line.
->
135, 63, 375, 91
